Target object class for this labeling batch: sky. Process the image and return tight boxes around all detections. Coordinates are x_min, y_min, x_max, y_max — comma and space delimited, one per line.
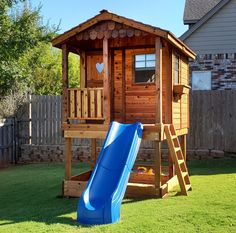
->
30, 0, 188, 37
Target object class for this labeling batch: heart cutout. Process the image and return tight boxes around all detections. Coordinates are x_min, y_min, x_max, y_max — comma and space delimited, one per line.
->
96, 62, 104, 74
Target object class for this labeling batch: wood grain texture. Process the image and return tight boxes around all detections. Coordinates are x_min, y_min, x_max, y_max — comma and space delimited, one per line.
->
155, 37, 163, 124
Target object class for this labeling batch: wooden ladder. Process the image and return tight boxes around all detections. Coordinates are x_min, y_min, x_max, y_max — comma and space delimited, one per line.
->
164, 124, 192, 195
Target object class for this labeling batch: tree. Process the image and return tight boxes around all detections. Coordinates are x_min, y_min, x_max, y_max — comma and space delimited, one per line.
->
0, 0, 73, 96
18, 43, 80, 95
0, 0, 80, 97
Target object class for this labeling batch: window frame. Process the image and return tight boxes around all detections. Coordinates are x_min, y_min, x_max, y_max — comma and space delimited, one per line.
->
133, 53, 156, 85
173, 53, 180, 85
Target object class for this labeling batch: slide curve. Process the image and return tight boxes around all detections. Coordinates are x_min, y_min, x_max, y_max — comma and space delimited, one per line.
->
77, 121, 143, 225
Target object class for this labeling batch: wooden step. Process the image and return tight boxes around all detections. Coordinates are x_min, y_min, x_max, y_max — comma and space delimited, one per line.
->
185, 184, 192, 191
182, 172, 188, 177
175, 147, 181, 152
178, 159, 185, 164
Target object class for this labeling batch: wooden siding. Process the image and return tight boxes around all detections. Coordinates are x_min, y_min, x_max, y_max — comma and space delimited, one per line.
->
180, 57, 189, 129
86, 53, 103, 88
184, 0, 236, 54
162, 44, 172, 123
125, 48, 156, 124
113, 50, 123, 122
172, 54, 190, 129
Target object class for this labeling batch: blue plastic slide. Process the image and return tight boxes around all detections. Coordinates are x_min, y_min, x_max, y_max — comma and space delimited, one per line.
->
77, 121, 143, 225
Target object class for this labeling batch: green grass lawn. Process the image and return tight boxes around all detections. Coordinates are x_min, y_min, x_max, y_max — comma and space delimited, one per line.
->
0, 159, 236, 233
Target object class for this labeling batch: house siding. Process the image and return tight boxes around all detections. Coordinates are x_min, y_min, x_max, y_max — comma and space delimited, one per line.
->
184, 0, 236, 54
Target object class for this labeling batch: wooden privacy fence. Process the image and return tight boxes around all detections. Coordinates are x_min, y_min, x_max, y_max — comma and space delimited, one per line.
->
31, 95, 63, 145
188, 90, 236, 153
0, 117, 30, 166
0, 118, 14, 166
28, 91, 236, 153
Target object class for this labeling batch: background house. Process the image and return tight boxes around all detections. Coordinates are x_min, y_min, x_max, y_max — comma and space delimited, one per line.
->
180, 0, 236, 90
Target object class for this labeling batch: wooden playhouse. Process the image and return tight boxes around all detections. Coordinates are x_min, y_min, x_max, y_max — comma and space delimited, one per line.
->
52, 10, 196, 198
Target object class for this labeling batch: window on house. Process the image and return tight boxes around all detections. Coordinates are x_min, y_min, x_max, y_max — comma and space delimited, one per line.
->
192, 71, 211, 90
134, 54, 156, 83
174, 54, 180, 84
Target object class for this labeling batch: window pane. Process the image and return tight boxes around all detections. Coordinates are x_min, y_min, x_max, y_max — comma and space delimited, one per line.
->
192, 71, 211, 90
134, 53, 156, 84
146, 61, 155, 67
135, 61, 145, 68
135, 54, 145, 61
135, 69, 155, 83
146, 54, 155, 61
174, 71, 179, 84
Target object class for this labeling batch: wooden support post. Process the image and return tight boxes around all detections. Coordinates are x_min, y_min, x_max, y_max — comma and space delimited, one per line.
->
91, 138, 97, 166
65, 138, 72, 180
163, 44, 172, 124
80, 51, 86, 88
168, 150, 175, 179
155, 37, 163, 124
122, 49, 126, 122
103, 37, 111, 124
62, 44, 69, 123
180, 134, 187, 161
154, 141, 162, 196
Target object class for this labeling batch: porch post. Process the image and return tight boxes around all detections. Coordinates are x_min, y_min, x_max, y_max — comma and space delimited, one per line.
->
155, 37, 163, 124
103, 37, 111, 123
62, 44, 72, 181
62, 44, 69, 123
155, 37, 163, 196
80, 50, 86, 88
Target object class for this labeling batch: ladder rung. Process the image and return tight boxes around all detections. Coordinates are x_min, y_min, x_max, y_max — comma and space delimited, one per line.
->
171, 135, 177, 140
178, 159, 185, 164
175, 147, 181, 152
185, 184, 192, 191
182, 172, 188, 177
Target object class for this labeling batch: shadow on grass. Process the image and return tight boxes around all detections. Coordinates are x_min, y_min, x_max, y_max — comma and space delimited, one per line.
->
187, 158, 236, 176
1, 158, 236, 228
0, 163, 94, 228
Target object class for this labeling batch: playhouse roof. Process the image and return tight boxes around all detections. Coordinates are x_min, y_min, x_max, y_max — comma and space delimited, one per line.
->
52, 10, 196, 59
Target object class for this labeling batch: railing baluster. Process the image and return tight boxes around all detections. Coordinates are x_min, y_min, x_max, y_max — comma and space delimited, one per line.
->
83, 89, 88, 118
76, 90, 82, 118
90, 90, 95, 118
97, 89, 102, 118
70, 90, 75, 118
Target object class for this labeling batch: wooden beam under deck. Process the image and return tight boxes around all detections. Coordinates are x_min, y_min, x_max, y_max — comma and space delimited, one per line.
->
62, 123, 188, 140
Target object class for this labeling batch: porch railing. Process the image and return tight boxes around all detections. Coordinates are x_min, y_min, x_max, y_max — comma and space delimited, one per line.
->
68, 88, 104, 120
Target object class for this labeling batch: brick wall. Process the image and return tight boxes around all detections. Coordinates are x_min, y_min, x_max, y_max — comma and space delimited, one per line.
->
190, 53, 236, 90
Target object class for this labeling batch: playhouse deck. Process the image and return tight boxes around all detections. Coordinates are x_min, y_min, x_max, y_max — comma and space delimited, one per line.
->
62, 123, 188, 140
62, 123, 188, 198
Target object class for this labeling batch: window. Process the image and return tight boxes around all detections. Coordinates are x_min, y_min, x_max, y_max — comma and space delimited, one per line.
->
192, 71, 211, 90
134, 54, 156, 83
174, 54, 180, 84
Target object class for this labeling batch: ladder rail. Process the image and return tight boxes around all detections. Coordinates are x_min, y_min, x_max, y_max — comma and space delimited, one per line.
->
164, 124, 191, 195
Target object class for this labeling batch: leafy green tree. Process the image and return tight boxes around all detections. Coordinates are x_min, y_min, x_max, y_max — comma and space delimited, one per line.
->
0, 1, 50, 95
0, 0, 80, 96
19, 42, 80, 95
